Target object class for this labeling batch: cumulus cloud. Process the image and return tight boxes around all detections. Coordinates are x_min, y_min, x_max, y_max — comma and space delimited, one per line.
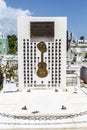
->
0, 0, 31, 36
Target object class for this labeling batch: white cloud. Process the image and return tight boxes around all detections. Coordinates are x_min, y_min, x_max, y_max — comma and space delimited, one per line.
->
0, 0, 31, 36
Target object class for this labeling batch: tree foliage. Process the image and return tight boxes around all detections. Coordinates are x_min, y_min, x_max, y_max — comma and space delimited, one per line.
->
6, 64, 18, 80
84, 53, 87, 59
0, 66, 3, 90
7, 34, 18, 54
80, 36, 85, 40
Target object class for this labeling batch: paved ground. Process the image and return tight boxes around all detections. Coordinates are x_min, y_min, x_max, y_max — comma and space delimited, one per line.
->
0, 128, 87, 130
0, 88, 87, 129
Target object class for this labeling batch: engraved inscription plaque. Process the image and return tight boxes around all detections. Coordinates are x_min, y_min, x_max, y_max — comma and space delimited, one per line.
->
30, 22, 54, 38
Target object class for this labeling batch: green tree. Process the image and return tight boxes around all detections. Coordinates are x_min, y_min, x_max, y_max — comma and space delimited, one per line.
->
84, 52, 87, 59
7, 34, 18, 54
80, 36, 85, 40
6, 64, 18, 81
0, 66, 3, 90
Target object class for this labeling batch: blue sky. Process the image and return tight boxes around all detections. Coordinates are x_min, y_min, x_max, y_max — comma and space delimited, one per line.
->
2, 0, 87, 39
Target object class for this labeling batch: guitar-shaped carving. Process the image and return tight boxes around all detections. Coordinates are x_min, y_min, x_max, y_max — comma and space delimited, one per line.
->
37, 41, 48, 78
